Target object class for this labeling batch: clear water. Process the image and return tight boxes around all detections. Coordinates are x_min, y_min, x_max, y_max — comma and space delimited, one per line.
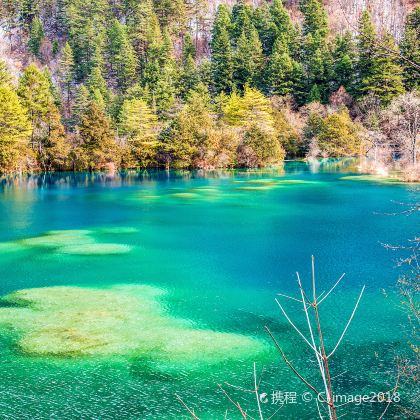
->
0, 160, 417, 419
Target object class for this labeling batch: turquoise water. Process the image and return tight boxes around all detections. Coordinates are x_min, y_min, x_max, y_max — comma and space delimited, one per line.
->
0, 160, 417, 419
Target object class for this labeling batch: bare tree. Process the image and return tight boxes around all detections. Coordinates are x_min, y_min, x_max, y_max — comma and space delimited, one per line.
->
177, 258, 366, 419
266, 257, 365, 420
382, 92, 420, 166
384, 200, 420, 417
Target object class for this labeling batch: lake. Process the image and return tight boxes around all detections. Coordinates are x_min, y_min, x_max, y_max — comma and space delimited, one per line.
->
0, 160, 417, 419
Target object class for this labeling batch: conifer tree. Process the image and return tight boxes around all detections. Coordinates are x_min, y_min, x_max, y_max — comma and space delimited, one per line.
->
18, 65, 68, 170
58, 42, 75, 110
0, 60, 13, 86
0, 84, 32, 172
108, 19, 138, 90
77, 101, 118, 171
40, 106, 69, 171
266, 37, 294, 96
210, 5, 234, 94
87, 66, 108, 102
252, 4, 277, 55
234, 25, 264, 90
400, 7, 420, 90
269, 0, 293, 49
300, 0, 328, 40
72, 84, 90, 127
28, 16, 44, 58
178, 34, 199, 98
127, 0, 161, 68
357, 11, 404, 104
17, 64, 54, 144
332, 32, 356, 95
231, 0, 253, 42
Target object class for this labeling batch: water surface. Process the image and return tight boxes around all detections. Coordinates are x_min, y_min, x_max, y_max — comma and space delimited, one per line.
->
0, 160, 417, 419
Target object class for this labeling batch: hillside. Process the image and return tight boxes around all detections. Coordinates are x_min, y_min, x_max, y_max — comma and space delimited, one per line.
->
0, 0, 418, 176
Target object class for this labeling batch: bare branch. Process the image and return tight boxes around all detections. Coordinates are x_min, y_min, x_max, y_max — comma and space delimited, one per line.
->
175, 393, 201, 420
328, 286, 366, 359
318, 273, 346, 306
254, 363, 264, 420
275, 298, 320, 355
264, 326, 330, 405
217, 384, 252, 420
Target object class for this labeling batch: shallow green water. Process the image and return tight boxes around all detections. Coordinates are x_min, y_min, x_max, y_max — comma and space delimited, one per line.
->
0, 160, 417, 419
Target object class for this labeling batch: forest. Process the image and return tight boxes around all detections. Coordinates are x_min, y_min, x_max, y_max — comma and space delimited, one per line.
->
0, 0, 418, 174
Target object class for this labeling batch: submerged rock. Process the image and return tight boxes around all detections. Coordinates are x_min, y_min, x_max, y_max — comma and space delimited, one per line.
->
0, 285, 268, 365
57, 243, 132, 255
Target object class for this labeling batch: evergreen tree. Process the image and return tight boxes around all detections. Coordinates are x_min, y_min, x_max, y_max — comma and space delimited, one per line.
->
161, 85, 213, 169
357, 12, 404, 104
332, 32, 357, 95
303, 34, 333, 103
58, 42, 75, 110
108, 19, 138, 90
266, 37, 294, 96
127, 0, 161, 68
153, 0, 186, 30
40, 106, 69, 171
0, 84, 32, 172
77, 102, 118, 171
269, 0, 294, 49
118, 98, 159, 167
231, 0, 253, 42
17, 64, 54, 145
0, 60, 13, 86
210, 5, 234, 94
252, 4, 277, 55
72, 84, 90, 127
87, 66, 108, 102
234, 25, 264, 90
178, 34, 199, 98
300, 0, 328, 40
308, 84, 321, 102
17, 65, 67, 170
400, 7, 420, 90
28, 16, 44, 58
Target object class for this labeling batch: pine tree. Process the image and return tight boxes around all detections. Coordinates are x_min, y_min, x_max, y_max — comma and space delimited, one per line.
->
58, 42, 75, 110
17, 64, 67, 170
153, 0, 186, 30
357, 11, 404, 104
119, 98, 158, 140
252, 4, 277, 55
118, 97, 159, 167
17, 64, 54, 143
266, 37, 294, 96
300, 0, 328, 40
0, 84, 32, 172
28, 16, 44, 58
210, 5, 234, 94
332, 32, 356, 95
231, 0, 253, 42
269, 0, 293, 49
0, 60, 13, 86
71, 84, 90, 127
234, 25, 264, 90
400, 7, 420, 90
77, 101, 118, 171
108, 19, 138, 90
178, 34, 199, 98
87, 66, 108, 102
40, 106, 69, 171
127, 0, 161, 67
